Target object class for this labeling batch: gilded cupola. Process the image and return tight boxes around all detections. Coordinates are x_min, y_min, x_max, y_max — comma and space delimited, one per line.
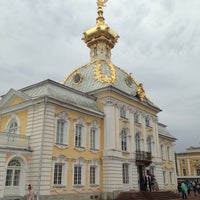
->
82, 0, 119, 62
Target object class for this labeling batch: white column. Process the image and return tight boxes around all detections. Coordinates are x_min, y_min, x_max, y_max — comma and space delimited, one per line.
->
187, 156, 191, 175
104, 102, 116, 150
142, 114, 146, 151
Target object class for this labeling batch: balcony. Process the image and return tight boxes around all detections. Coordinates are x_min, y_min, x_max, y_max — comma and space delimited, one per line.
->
0, 131, 30, 150
135, 151, 152, 166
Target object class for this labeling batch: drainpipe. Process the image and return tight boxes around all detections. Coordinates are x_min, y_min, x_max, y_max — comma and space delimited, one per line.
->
37, 96, 47, 200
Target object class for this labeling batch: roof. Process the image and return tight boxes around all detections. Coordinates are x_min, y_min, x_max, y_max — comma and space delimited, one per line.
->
158, 122, 177, 140
5, 79, 103, 116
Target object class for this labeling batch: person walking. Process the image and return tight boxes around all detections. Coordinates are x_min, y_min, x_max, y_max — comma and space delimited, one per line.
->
27, 184, 34, 200
181, 181, 188, 199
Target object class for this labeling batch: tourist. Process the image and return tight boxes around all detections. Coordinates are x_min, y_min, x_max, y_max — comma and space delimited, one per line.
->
181, 182, 188, 199
27, 184, 34, 200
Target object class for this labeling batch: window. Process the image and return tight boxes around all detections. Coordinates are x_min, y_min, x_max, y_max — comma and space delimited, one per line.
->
54, 163, 63, 185
134, 113, 139, 123
56, 121, 64, 144
52, 155, 68, 188
89, 121, 100, 150
74, 165, 82, 185
163, 171, 166, 184
75, 124, 82, 147
182, 169, 186, 176
94, 47, 97, 56
5, 159, 21, 186
167, 146, 172, 161
121, 129, 127, 151
90, 166, 96, 185
74, 117, 86, 149
196, 169, 200, 176
160, 144, 164, 160
90, 128, 96, 149
145, 117, 150, 127
55, 112, 69, 145
120, 106, 126, 118
88, 159, 100, 186
182, 159, 185, 164
147, 136, 152, 153
8, 119, 18, 134
122, 163, 129, 184
135, 132, 140, 151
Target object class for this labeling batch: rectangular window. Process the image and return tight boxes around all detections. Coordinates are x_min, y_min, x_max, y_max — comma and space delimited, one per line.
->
182, 169, 186, 176
163, 171, 166, 184
90, 166, 96, 184
75, 125, 82, 147
197, 169, 200, 176
122, 164, 129, 184
54, 163, 62, 185
56, 121, 64, 144
90, 129, 96, 149
5, 169, 13, 186
74, 165, 82, 185
120, 107, 126, 118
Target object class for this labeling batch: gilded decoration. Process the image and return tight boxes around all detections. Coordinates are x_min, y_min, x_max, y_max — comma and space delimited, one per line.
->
94, 60, 117, 83
137, 83, 145, 101
97, 0, 108, 8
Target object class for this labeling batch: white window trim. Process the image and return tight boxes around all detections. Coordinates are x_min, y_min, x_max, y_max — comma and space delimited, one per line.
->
55, 112, 70, 148
6, 115, 20, 134
88, 159, 100, 188
122, 163, 130, 185
74, 117, 86, 150
89, 121, 100, 151
72, 157, 86, 188
52, 155, 68, 190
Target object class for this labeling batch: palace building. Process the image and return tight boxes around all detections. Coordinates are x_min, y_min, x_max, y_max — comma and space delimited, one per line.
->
176, 146, 200, 181
0, 1, 177, 200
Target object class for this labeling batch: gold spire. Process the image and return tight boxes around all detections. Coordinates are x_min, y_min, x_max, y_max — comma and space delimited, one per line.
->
96, 0, 108, 25
82, 0, 119, 50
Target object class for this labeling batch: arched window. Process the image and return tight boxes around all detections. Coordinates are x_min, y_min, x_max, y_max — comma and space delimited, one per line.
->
135, 132, 140, 151
121, 129, 127, 151
5, 159, 21, 186
8, 119, 18, 134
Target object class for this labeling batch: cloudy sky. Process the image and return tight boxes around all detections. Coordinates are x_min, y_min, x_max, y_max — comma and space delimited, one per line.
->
0, 0, 200, 152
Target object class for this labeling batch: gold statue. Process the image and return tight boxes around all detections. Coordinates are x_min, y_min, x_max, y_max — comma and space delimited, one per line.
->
137, 83, 145, 101
97, 0, 108, 7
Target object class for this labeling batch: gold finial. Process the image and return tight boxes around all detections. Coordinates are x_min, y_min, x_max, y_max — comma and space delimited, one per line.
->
96, 0, 108, 24
97, 0, 108, 8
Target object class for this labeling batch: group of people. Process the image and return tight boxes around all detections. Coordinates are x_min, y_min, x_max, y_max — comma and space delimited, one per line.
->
140, 174, 159, 192
178, 179, 200, 199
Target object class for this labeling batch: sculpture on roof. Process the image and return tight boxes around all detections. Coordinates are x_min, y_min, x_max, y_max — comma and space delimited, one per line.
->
97, 0, 108, 7
137, 83, 145, 101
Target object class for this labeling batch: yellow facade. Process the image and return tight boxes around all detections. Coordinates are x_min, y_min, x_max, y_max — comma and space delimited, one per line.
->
176, 147, 200, 178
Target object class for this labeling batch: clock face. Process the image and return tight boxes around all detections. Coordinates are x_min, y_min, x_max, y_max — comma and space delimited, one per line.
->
73, 73, 83, 85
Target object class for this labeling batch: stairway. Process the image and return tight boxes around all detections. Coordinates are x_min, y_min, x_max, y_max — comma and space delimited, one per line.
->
115, 191, 181, 200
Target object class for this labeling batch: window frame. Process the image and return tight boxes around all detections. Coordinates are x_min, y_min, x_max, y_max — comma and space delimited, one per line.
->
122, 163, 129, 184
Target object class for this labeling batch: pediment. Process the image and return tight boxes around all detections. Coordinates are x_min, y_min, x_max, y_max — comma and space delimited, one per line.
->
0, 89, 31, 108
